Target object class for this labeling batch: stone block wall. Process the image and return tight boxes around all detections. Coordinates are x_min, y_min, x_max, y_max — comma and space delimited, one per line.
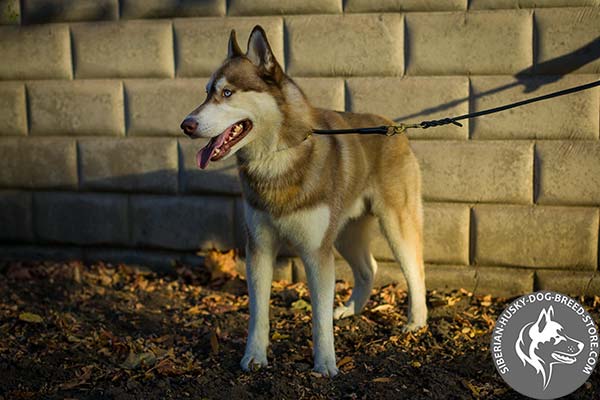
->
1, 0, 599, 296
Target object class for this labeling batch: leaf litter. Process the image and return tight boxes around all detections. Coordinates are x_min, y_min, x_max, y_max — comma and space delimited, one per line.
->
0, 256, 598, 399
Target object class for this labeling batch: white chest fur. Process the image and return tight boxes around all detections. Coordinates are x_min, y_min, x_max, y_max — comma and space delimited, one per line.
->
245, 203, 331, 254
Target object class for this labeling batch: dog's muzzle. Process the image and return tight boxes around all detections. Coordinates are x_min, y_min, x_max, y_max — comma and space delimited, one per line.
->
181, 118, 198, 136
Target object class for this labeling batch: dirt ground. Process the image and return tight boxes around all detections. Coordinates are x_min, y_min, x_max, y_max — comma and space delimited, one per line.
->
0, 254, 598, 400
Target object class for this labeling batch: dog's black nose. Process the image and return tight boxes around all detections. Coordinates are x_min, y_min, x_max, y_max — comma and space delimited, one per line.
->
180, 118, 198, 136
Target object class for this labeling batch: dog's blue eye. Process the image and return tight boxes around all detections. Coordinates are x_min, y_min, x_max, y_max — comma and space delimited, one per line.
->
223, 89, 232, 98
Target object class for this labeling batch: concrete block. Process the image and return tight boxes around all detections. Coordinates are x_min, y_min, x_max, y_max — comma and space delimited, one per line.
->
475, 266, 534, 297
346, 77, 469, 140
0, 245, 83, 262
372, 202, 470, 265
0, 138, 77, 189
536, 141, 600, 206
0, 24, 71, 79
0, 191, 32, 241
405, 10, 532, 75
0, 82, 26, 136
534, 7, 600, 74
535, 270, 597, 296
174, 17, 283, 77
34, 192, 129, 245
0, 0, 20, 24
293, 78, 345, 111
473, 205, 598, 269
120, 0, 225, 18
21, 0, 118, 23
285, 14, 403, 77
411, 141, 534, 203
79, 138, 178, 193
229, 0, 341, 15
425, 264, 477, 293
470, 75, 599, 140
28, 80, 124, 136
84, 248, 188, 272
470, 0, 600, 9
23, 138, 78, 189
0, 138, 18, 186
131, 195, 236, 251
345, 0, 466, 12
178, 138, 241, 194
71, 20, 174, 78
125, 78, 207, 136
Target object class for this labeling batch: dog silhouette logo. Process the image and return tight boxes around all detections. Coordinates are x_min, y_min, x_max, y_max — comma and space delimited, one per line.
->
515, 306, 584, 390
491, 291, 598, 399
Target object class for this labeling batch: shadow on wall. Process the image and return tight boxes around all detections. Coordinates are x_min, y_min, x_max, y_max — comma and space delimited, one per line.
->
20, 0, 117, 24
1, 168, 243, 256
394, 36, 600, 122
20, 0, 221, 23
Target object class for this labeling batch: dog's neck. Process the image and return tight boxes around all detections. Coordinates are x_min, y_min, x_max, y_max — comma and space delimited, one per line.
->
236, 76, 315, 164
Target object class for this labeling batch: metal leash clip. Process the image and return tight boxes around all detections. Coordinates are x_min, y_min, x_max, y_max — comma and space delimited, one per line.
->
386, 123, 420, 136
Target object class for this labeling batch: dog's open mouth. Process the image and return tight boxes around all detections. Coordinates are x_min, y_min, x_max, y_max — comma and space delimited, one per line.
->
197, 119, 253, 169
552, 351, 577, 364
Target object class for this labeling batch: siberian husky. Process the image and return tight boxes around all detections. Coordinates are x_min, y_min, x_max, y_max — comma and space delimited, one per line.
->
180, 26, 427, 377
516, 306, 584, 389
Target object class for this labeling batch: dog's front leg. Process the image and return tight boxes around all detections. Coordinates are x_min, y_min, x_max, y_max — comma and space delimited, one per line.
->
241, 208, 279, 371
302, 249, 339, 377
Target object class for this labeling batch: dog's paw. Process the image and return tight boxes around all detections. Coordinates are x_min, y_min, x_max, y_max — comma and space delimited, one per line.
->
240, 351, 268, 372
402, 320, 427, 333
313, 358, 339, 378
333, 303, 356, 320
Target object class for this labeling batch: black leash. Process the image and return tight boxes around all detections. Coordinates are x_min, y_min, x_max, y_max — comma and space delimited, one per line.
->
311, 79, 600, 137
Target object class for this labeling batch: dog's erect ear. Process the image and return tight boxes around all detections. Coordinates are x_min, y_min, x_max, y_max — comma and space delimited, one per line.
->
246, 25, 283, 82
535, 307, 552, 333
228, 30, 243, 58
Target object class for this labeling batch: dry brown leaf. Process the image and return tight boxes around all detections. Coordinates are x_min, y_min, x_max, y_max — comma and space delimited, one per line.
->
337, 356, 353, 368
271, 331, 290, 341
210, 331, 219, 354
372, 377, 391, 383
204, 249, 238, 280
121, 351, 156, 370
371, 304, 394, 313
19, 312, 43, 324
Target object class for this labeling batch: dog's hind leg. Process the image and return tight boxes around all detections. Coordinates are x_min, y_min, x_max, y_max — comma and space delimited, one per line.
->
333, 214, 378, 319
378, 202, 427, 331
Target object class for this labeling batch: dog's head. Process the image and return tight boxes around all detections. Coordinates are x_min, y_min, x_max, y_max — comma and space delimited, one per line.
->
180, 26, 290, 169
515, 306, 584, 389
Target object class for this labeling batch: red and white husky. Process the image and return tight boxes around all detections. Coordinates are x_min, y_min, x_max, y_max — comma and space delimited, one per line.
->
180, 26, 427, 377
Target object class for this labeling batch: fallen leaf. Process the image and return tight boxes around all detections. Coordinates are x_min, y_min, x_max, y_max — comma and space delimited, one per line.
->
204, 249, 238, 280
210, 331, 219, 354
337, 356, 353, 368
271, 331, 290, 341
186, 305, 203, 315
19, 312, 43, 324
291, 299, 312, 311
121, 351, 156, 370
371, 304, 394, 313
372, 377, 391, 383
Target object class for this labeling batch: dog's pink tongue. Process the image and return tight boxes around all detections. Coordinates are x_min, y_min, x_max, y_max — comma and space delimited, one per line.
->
197, 140, 217, 169
196, 133, 228, 169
